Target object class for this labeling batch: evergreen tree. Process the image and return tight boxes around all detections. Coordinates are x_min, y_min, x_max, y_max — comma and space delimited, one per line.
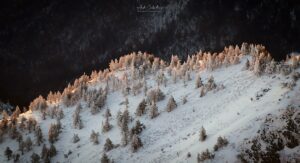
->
131, 134, 143, 152
121, 130, 129, 146
197, 149, 214, 162
72, 134, 80, 143
73, 106, 83, 129
136, 99, 147, 116
41, 144, 48, 160
244, 59, 250, 70
206, 76, 217, 91
213, 136, 229, 151
149, 101, 159, 119
49, 144, 57, 157
19, 140, 25, 155
195, 75, 203, 88
104, 138, 114, 152
25, 136, 33, 151
166, 96, 177, 112
182, 96, 187, 104
116, 111, 123, 127
254, 58, 262, 76
17, 134, 23, 144
13, 153, 20, 162
102, 117, 111, 133
31, 153, 40, 163
200, 87, 205, 97
130, 120, 145, 139
105, 108, 111, 119
100, 153, 110, 163
120, 109, 129, 133
35, 126, 43, 146
11, 106, 21, 121
90, 130, 99, 145
9, 124, 19, 139
199, 126, 207, 142
4, 147, 12, 160
48, 123, 59, 144
57, 109, 64, 120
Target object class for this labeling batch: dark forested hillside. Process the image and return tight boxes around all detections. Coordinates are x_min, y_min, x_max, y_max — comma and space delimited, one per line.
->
0, 0, 299, 107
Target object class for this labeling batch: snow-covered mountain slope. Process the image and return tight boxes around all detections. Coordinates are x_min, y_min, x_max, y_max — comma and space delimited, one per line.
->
0, 44, 300, 163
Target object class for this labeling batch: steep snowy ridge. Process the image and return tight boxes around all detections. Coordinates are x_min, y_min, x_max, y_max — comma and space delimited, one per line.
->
0, 44, 300, 163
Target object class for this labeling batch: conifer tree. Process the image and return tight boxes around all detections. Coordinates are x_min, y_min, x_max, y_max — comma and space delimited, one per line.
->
136, 99, 147, 116
57, 109, 64, 120
116, 111, 123, 127
25, 136, 33, 151
72, 134, 80, 143
104, 138, 114, 152
31, 153, 40, 163
200, 87, 205, 97
102, 117, 111, 133
41, 144, 48, 159
254, 58, 262, 76
244, 59, 250, 70
17, 134, 23, 144
105, 108, 111, 119
49, 144, 57, 157
131, 134, 143, 152
73, 105, 83, 129
9, 124, 19, 139
121, 130, 129, 147
213, 136, 229, 151
182, 96, 187, 104
48, 123, 59, 144
206, 76, 217, 91
195, 75, 203, 88
130, 120, 145, 138
166, 96, 177, 112
149, 101, 159, 119
197, 149, 214, 162
100, 153, 110, 163
13, 153, 20, 162
11, 106, 21, 121
199, 126, 207, 142
4, 147, 12, 160
19, 140, 25, 155
90, 130, 99, 145
35, 126, 43, 146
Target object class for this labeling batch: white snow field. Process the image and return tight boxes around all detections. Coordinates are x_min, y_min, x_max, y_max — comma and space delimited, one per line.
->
0, 50, 299, 163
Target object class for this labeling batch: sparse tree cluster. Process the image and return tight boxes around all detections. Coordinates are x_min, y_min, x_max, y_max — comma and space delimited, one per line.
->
84, 88, 108, 114
29, 95, 47, 112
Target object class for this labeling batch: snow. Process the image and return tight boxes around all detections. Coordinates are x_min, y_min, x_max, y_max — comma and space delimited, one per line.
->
0, 55, 299, 163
